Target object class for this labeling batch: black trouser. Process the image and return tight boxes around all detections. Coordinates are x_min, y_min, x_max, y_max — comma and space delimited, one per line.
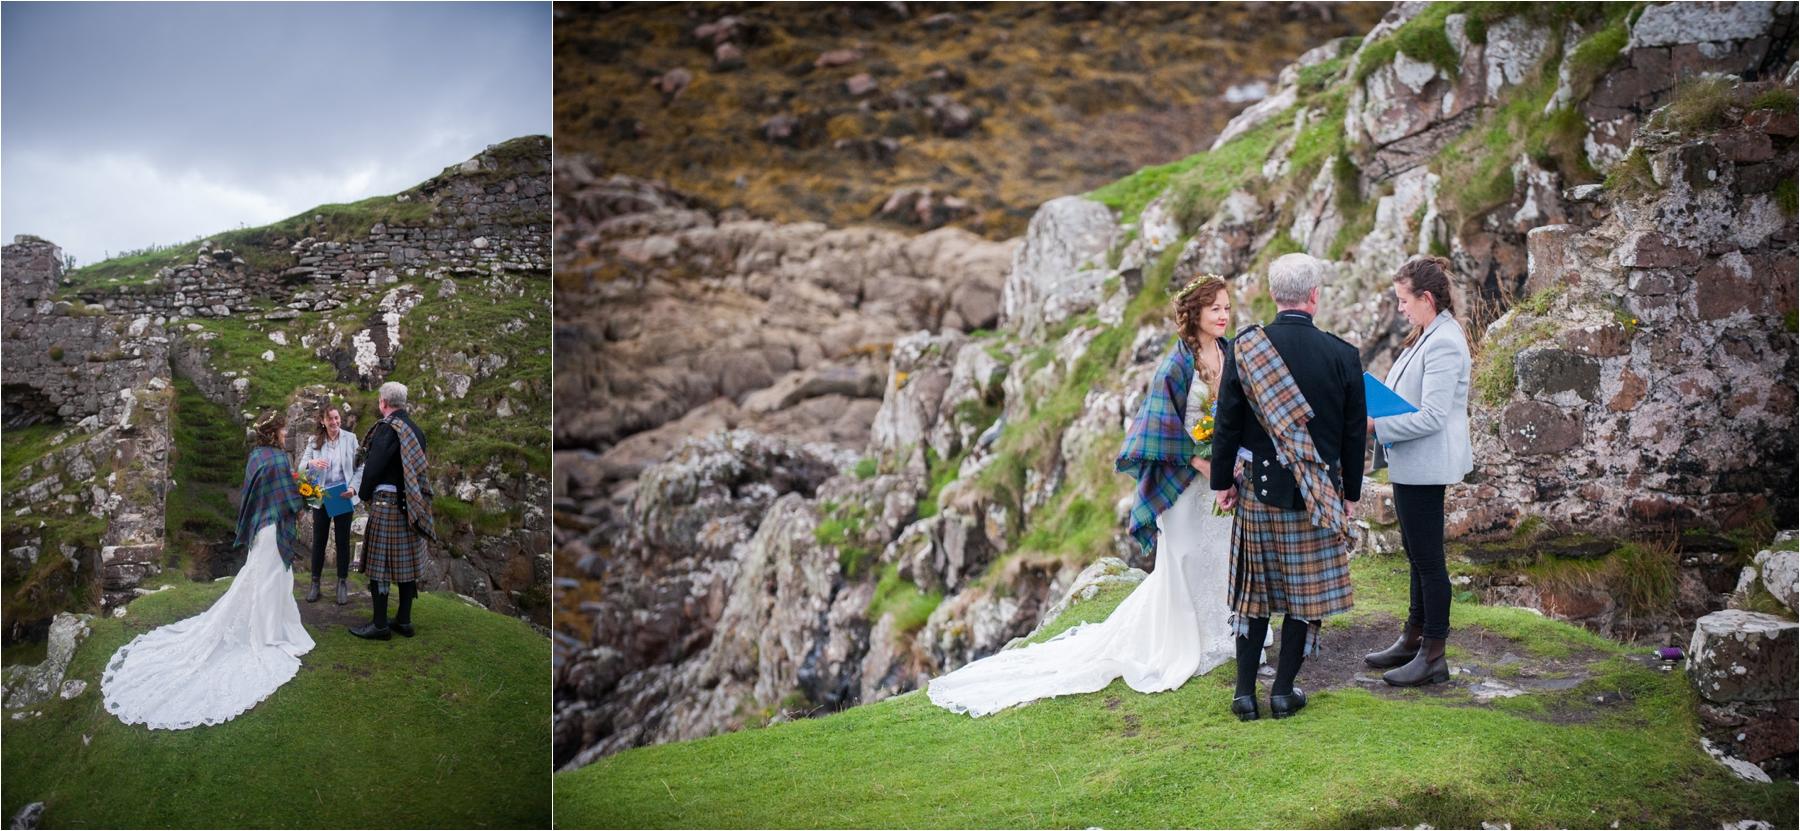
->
1393, 483, 1450, 639
310, 507, 352, 580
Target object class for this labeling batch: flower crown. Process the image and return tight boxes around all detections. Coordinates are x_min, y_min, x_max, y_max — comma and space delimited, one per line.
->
1175, 273, 1225, 300
254, 410, 284, 431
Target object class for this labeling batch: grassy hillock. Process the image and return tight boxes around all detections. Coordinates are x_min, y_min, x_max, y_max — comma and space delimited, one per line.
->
58, 135, 549, 294
2, 572, 550, 828
555, 553, 1796, 829
58, 195, 436, 293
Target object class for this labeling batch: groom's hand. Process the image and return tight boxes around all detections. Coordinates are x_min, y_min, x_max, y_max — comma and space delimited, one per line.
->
1217, 486, 1238, 511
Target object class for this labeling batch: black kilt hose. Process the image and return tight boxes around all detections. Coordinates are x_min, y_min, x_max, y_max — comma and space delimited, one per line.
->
363, 493, 425, 583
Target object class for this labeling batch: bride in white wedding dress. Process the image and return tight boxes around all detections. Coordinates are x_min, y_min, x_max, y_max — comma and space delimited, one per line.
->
102, 412, 316, 730
929, 275, 1242, 717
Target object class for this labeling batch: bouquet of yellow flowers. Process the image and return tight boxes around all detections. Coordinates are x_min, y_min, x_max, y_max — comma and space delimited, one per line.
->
293, 467, 324, 511
1189, 395, 1216, 460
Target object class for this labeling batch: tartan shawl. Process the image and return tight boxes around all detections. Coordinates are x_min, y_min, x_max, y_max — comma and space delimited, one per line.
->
234, 445, 305, 568
1231, 327, 1349, 537
1116, 339, 1199, 555
380, 413, 438, 545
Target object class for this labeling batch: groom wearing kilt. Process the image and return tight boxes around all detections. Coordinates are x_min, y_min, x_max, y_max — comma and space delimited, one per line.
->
350, 380, 436, 641
1211, 253, 1366, 721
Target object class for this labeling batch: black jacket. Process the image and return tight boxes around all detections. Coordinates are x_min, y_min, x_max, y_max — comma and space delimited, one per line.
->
1209, 311, 1367, 508
360, 409, 427, 497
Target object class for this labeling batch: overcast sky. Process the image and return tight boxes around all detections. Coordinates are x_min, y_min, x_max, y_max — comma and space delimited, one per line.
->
2, 2, 549, 266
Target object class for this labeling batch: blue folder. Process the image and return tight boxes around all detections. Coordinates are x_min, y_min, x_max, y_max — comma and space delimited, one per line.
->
1363, 372, 1419, 418
323, 483, 355, 518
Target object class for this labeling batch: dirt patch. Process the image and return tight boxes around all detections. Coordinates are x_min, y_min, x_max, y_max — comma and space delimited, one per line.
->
1267, 613, 1630, 724
293, 581, 376, 630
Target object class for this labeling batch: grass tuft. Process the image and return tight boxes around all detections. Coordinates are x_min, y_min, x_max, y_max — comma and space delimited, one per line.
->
1651, 76, 1737, 136
1749, 87, 1798, 113
815, 500, 875, 579
867, 563, 944, 636
1603, 147, 1661, 202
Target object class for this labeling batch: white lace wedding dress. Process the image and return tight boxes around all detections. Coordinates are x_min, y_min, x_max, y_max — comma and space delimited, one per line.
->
928, 376, 1239, 717
102, 524, 315, 729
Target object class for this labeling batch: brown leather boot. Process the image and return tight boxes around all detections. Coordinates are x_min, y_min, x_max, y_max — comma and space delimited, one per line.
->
1364, 621, 1423, 668
1383, 636, 1450, 687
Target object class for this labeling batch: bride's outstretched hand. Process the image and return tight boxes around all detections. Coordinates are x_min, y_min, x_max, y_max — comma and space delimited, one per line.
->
1188, 457, 1211, 478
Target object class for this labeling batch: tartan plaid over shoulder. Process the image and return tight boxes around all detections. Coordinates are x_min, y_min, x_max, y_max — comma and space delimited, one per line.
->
1231, 327, 1349, 537
359, 414, 434, 583
384, 414, 437, 545
235, 446, 304, 568
1116, 339, 1199, 555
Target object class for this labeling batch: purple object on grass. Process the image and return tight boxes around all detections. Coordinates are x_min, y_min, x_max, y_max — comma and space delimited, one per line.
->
1656, 647, 1684, 661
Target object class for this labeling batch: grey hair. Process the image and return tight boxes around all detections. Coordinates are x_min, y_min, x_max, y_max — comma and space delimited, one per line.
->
1267, 253, 1330, 307
378, 381, 409, 409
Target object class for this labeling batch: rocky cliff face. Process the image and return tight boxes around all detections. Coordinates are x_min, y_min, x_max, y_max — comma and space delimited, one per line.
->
555, 2, 1797, 769
3, 137, 554, 640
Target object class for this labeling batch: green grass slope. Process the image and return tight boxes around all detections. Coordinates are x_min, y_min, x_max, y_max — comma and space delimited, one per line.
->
2, 573, 550, 828
555, 554, 1796, 829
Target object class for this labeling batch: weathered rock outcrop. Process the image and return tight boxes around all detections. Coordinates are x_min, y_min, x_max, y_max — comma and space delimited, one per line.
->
2, 237, 173, 621
554, 160, 1016, 475
1452, 78, 1798, 540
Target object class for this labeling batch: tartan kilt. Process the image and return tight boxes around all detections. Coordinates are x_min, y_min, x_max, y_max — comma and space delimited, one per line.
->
1229, 495, 1354, 623
364, 496, 425, 583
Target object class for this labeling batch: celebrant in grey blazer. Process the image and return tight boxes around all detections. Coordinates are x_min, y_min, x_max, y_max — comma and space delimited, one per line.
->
1363, 255, 1472, 687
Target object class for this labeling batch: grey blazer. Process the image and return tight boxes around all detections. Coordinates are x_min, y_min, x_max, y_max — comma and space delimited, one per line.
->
1374, 310, 1473, 486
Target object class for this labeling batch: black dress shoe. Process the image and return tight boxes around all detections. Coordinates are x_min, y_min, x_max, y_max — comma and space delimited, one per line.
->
335, 579, 349, 606
1364, 623, 1422, 669
349, 622, 391, 641
390, 622, 415, 638
1231, 694, 1260, 722
305, 581, 321, 603
1270, 687, 1307, 719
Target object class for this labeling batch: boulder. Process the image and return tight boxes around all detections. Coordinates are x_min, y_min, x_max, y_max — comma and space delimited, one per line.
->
1687, 610, 1797, 704
3, 612, 92, 711
1629, 2, 1781, 47
869, 331, 964, 459
1753, 547, 1797, 612
1034, 557, 1146, 628
999, 196, 1116, 340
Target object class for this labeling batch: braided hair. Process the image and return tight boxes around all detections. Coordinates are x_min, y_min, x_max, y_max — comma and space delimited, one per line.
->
1173, 274, 1231, 389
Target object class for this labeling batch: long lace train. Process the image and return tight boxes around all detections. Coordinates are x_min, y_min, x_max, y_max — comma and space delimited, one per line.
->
928, 481, 1238, 716
101, 523, 315, 730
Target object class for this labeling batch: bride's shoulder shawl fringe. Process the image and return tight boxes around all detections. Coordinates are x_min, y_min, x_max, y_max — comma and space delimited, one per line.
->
1116, 338, 1200, 555
235, 445, 305, 566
